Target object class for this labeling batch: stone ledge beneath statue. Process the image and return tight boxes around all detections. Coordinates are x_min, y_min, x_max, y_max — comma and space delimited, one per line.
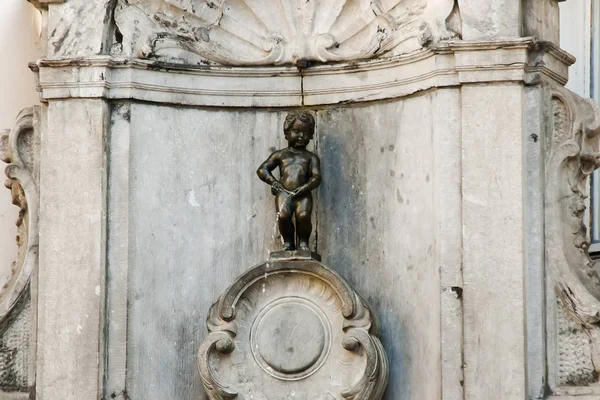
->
31, 38, 573, 107
269, 251, 322, 262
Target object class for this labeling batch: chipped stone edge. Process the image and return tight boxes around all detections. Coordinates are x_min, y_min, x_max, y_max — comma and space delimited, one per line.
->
30, 38, 573, 108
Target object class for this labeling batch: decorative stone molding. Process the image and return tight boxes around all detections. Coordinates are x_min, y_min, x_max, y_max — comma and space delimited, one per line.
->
32, 38, 574, 107
198, 253, 388, 400
113, 0, 458, 66
546, 85, 600, 393
0, 107, 40, 394
0, 108, 39, 321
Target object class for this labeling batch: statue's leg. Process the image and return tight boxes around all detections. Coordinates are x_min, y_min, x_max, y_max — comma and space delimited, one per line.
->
276, 193, 295, 250
295, 194, 313, 251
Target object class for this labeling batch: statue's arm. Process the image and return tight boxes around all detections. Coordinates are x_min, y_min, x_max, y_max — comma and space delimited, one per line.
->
256, 152, 280, 186
293, 154, 322, 197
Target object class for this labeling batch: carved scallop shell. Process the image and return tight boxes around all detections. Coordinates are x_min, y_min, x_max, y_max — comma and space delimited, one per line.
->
114, 0, 457, 65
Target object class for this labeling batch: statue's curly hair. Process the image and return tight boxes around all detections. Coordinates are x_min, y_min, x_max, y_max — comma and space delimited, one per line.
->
283, 111, 315, 135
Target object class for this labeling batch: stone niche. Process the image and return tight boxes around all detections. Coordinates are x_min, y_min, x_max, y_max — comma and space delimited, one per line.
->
114, 94, 445, 400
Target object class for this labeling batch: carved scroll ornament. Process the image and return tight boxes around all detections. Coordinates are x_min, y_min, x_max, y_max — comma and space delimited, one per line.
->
0, 107, 39, 392
546, 86, 600, 388
114, 0, 458, 66
0, 108, 39, 320
197, 255, 388, 400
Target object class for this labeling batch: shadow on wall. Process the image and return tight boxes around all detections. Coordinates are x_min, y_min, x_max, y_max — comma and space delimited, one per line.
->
316, 109, 406, 400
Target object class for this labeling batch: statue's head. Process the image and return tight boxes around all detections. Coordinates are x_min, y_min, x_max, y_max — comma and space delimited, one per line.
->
284, 111, 315, 148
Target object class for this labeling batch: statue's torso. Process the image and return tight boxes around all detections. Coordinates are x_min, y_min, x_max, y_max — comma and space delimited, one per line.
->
278, 150, 313, 191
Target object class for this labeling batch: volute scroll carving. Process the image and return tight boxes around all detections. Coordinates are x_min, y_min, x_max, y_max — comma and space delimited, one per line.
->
0, 106, 40, 393
0, 107, 39, 321
197, 255, 389, 400
546, 86, 600, 388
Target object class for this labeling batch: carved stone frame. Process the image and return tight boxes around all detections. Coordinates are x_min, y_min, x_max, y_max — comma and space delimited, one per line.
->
197, 257, 389, 400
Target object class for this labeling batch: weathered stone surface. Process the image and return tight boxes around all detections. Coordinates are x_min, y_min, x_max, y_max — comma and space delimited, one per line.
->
198, 255, 388, 399
115, 97, 447, 400
545, 85, 600, 396
461, 83, 526, 400
21, 2, 590, 399
523, 0, 560, 44
0, 107, 40, 396
114, 0, 458, 66
47, 0, 114, 57
255, 302, 326, 374
316, 97, 444, 400
29, 0, 65, 7
523, 84, 548, 400
556, 299, 597, 386
122, 106, 285, 399
434, 88, 463, 400
37, 100, 107, 400
33, 40, 574, 109
0, 108, 39, 321
457, 0, 521, 40
104, 103, 130, 400
0, 294, 32, 391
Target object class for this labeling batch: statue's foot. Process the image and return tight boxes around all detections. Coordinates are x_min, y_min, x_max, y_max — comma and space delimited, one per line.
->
282, 242, 295, 251
297, 242, 310, 251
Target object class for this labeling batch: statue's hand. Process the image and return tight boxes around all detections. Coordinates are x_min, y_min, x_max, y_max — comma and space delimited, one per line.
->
271, 181, 284, 195
291, 187, 305, 198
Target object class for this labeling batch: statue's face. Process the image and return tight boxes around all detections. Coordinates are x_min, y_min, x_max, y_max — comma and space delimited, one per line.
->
285, 120, 313, 148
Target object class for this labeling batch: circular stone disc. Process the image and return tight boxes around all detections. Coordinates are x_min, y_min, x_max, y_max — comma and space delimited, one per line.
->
256, 302, 326, 374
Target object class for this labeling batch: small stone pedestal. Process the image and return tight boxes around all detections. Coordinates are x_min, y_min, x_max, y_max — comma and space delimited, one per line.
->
198, 253, 388, 400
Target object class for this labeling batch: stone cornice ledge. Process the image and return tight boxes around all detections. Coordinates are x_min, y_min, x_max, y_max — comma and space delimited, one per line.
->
32, 38, 574, 107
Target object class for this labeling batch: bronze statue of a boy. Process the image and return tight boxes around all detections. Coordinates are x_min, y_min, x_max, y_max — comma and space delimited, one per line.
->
257, 111, 322, 251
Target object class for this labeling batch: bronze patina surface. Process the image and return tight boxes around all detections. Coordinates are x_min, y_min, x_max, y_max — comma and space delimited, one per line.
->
257, 111, 322, 251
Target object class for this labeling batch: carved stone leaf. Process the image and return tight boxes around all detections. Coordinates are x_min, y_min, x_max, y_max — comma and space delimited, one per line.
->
114, 0, 457, 65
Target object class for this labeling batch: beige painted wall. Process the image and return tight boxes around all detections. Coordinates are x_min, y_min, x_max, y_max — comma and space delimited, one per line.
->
0, 0, 42, 285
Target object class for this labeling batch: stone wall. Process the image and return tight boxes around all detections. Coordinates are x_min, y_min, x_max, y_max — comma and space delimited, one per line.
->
113, 95, 452, 399
4, 1, 600, 399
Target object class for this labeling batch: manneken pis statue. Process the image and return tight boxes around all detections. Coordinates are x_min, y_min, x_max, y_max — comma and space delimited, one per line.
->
256, 111, 322, 251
